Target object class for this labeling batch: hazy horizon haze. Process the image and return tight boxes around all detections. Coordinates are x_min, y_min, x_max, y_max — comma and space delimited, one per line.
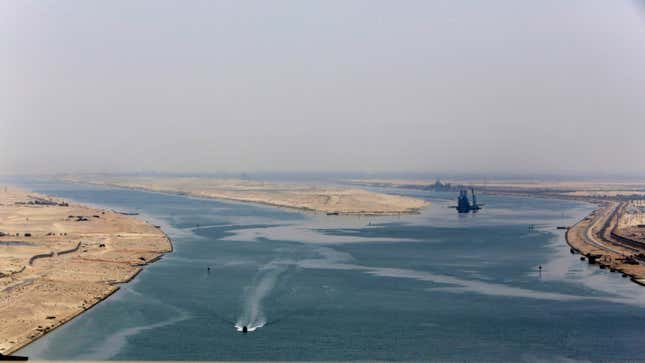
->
2, 0, 644, 177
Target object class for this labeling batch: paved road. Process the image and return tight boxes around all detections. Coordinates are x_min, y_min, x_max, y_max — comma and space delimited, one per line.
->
582, 202, 626, 255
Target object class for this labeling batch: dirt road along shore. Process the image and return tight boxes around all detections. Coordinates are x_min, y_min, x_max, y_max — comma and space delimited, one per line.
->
0, 187, 172, 354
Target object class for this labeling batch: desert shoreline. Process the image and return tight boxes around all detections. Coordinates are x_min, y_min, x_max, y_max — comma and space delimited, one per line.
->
65, 177, 430, 216
564, 202, 645, 287
0, 186, 173, 355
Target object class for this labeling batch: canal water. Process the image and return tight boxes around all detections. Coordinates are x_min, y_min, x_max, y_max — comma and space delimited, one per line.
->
12, 179, 645, 361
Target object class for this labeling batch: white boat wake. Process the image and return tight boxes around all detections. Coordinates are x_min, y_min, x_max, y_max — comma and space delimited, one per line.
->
235, 261, 288, 332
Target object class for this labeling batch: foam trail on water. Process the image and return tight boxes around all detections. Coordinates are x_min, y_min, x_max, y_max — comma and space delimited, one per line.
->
235, 262, 287, 332
73, 304, 190, 360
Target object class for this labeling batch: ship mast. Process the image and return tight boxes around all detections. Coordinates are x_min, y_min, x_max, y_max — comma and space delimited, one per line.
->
471, 188, 477, 208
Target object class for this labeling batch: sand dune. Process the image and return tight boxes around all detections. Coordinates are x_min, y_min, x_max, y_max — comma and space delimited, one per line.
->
68, 177, 429, 215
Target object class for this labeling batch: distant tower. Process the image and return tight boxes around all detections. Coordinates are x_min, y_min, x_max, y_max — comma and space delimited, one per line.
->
471, 188, 477, 207
470, 188, 482, 212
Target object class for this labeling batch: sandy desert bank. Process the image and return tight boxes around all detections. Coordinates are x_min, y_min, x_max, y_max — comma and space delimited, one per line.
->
68, 176, 430, 215
0, 187, 172, 354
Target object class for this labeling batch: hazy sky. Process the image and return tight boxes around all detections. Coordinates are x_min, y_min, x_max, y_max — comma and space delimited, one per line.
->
2, 1, 644, 176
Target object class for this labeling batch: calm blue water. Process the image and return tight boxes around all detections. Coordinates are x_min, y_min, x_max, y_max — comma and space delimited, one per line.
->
10, 179, 645, 361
